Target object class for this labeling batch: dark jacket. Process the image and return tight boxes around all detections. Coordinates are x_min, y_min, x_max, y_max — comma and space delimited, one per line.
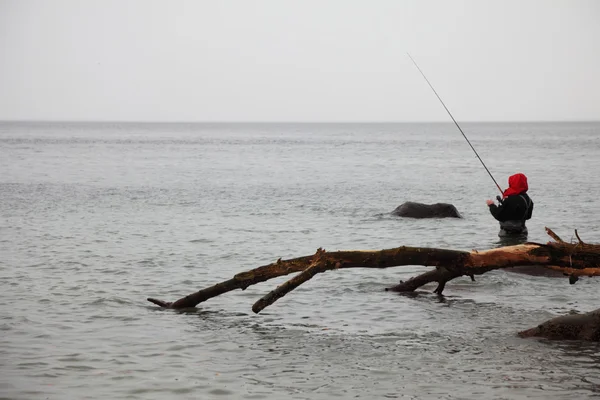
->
489, 193, 534, 226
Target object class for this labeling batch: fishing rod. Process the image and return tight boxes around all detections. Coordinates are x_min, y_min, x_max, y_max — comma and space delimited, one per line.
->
407, 53, 504, 196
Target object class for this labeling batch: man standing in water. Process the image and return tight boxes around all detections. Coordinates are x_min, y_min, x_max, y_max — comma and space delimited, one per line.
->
486, 173, 534, 237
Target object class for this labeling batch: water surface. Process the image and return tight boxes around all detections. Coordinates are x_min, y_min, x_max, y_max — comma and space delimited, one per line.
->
1, 121, 600, 399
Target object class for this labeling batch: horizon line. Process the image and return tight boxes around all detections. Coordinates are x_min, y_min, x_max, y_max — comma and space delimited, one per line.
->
1, 119, 599, 124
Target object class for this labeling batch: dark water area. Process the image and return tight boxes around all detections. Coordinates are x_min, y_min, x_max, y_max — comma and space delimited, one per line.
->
1, 121, 600, 399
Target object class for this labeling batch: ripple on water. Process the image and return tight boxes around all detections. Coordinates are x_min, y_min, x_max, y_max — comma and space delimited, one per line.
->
2, 122, 600, 399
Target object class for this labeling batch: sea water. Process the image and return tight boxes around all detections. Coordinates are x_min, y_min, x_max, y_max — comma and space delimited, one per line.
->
1, 121, 600, 399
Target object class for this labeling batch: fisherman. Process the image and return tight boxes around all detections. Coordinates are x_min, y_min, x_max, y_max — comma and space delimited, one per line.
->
486, 173, 534, 237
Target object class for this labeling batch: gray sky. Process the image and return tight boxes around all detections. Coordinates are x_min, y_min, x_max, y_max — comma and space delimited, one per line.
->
1, 0, 599, 122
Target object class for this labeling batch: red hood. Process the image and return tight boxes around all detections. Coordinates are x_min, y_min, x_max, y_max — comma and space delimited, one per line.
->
503, 173, 528, 198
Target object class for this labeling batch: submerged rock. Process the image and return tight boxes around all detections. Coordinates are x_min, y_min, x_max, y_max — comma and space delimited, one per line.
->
391, 201, 462, 219
518, 309, 600, 341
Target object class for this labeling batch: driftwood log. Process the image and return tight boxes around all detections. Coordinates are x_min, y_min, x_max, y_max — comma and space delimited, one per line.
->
147, 228, 600, 340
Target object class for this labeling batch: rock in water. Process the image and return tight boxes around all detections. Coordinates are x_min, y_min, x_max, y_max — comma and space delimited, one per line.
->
391, 201, 462, 219
518, 309, 600, 341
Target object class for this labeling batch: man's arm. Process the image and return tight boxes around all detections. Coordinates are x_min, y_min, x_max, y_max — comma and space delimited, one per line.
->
487, 201, 505, 221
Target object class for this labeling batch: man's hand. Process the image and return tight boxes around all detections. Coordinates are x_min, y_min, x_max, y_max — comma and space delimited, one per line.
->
486, 199, 494, 206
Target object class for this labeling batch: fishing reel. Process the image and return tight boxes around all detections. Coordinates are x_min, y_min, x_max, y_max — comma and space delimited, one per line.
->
496, 195, 504, 204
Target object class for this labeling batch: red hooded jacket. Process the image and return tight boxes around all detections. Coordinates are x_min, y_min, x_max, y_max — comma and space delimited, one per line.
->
503, 173, 528, 198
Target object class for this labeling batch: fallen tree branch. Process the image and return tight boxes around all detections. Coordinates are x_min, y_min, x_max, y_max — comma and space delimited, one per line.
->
147, 253, 316, 308
252, 249, 336, 313
575, 229, 584, 245
147, 228, 600, 313
387, 267, 463, 294
148, 246, 471, 309
545, 227, 564, 243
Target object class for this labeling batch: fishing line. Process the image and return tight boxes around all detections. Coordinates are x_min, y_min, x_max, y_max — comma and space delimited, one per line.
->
407, 53, 503, 195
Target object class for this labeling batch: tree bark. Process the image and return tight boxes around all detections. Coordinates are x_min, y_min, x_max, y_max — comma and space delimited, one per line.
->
147, 228, 600, 313
252, 248, 335, 313
387, 267, 464, 294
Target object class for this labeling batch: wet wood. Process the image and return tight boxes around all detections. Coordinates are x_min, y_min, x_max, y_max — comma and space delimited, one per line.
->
252, 248, 333, 313
147, 228, 600, 313
148, 246, 471, 309
387, 267, 464, 294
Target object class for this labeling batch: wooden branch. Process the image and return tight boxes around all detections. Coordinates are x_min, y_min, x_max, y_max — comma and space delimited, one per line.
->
387, 267, 462, 294
575, 229, 584, 245
147, 228, 600, 312
148, 253, 316, 309
545, 227, 564, 243
252, 249, 336, 313
148, 246, 471, 309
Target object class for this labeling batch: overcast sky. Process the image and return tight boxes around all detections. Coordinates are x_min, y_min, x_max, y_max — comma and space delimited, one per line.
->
1, 0, 599, 122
